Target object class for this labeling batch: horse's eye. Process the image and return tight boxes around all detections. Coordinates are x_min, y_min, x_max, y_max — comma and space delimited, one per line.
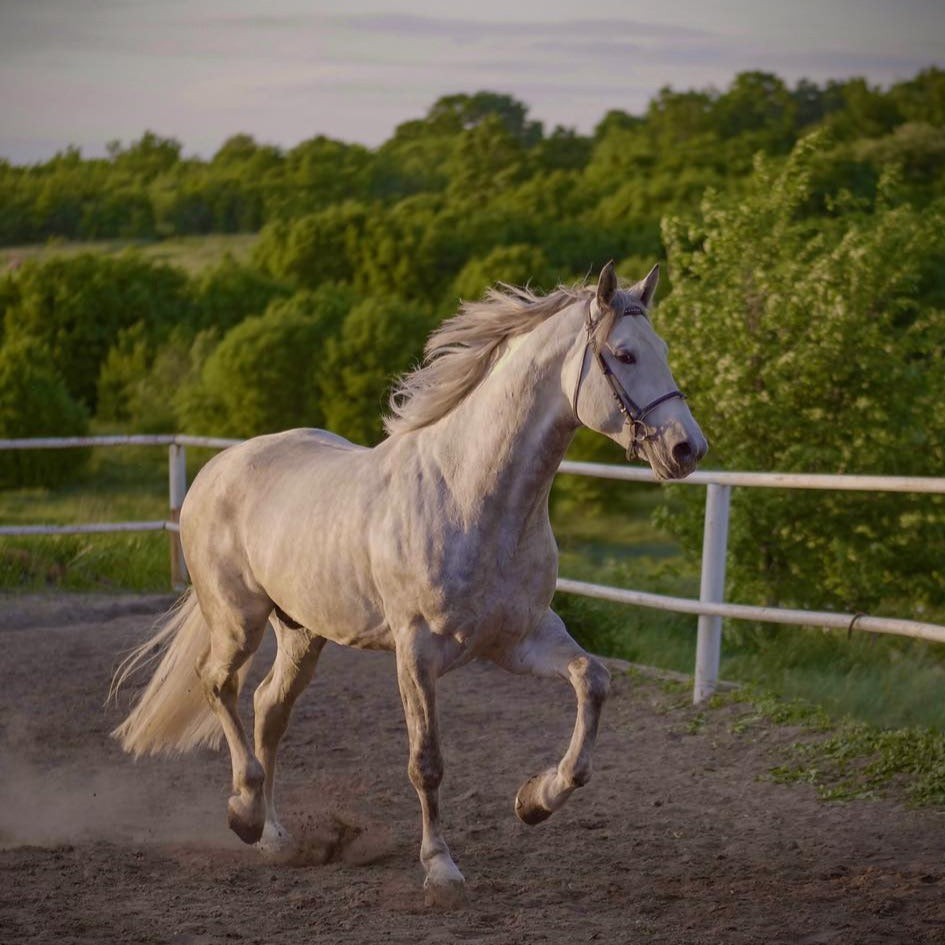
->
614, 349, 636, 365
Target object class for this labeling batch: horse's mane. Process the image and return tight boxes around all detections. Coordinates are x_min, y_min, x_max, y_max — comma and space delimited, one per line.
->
384, 283, 592, 436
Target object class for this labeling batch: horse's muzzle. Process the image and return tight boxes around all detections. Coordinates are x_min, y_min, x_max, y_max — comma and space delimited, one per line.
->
640, 426, 708, 480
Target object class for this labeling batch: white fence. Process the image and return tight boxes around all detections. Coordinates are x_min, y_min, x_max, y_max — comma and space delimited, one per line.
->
2, 435, 945, 703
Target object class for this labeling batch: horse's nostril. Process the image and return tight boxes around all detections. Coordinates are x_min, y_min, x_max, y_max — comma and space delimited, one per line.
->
673, 441, 693, 465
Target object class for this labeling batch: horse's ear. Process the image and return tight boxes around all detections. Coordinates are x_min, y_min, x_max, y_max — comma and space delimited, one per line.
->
596, 261, 618, 311
629, 264, 660, 308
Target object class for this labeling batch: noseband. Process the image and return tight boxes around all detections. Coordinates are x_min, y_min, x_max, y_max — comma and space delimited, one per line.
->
571, 299, 686, 460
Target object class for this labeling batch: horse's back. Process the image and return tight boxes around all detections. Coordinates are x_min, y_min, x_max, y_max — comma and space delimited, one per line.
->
182, 427, 374, 538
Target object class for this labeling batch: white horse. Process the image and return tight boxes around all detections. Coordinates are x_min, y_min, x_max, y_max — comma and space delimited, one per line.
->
112, 262, 707, 906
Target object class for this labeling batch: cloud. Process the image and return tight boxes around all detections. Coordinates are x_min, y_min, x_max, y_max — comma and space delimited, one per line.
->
1, 1, 943, 162
327, 13, 710, 41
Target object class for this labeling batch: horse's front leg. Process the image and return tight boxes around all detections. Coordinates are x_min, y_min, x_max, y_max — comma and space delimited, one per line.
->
395, 631, 466, 908
494, 609, 610, 825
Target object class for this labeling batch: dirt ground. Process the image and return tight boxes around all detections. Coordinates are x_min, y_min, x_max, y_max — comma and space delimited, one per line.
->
1, 593, 944, 945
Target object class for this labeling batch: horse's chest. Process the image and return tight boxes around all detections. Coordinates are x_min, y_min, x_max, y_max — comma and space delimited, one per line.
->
404, 533, 556, 642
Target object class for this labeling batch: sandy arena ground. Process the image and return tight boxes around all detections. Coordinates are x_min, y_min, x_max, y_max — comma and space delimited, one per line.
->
1, 592, 944, 944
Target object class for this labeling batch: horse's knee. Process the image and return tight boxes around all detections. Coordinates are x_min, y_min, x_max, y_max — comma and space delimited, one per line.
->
408, 747, 443, 793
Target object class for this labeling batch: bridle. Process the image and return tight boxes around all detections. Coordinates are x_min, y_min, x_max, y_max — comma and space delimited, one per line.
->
571, 298, 686, 460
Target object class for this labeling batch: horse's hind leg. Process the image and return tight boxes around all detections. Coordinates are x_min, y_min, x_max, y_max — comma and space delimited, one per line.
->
252, 617, 325, 857
197, 590, 273, 844
493, 609, 610, 825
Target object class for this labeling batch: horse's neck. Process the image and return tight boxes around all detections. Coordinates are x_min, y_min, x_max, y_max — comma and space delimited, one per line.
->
421, 305, 582, 529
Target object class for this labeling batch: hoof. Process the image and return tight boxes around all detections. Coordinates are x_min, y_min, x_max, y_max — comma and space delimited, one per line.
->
254, 819, 296, 862
514, 771, 554, 826
424, 878, 467, 910
227, 793, 265, 845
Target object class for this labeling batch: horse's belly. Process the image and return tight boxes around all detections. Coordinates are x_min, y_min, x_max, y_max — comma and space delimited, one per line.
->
254, 525, 395, 650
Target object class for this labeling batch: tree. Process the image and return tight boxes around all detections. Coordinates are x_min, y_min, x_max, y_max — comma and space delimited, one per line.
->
0, 337, 89, 487
427, 92, 542, 147
889, 67, 945, 126
318, 296, 434, 445
355, 196, 468, 301
108, 131, 182, 180
177, 286, 356, 437
190, 255, 291, 332
452, 245, 554, 302
445, 115, 528, 200
252, 202, 368, 289
658, 133, 945, 613
2, 254, 193, 410
714, 71, 796, 144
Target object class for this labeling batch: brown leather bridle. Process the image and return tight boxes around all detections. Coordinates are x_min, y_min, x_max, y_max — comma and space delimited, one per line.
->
571, 299, 686, 461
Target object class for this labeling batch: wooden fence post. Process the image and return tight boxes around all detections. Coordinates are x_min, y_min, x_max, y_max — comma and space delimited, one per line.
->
168, 442, 188, 588
693, 483, 731, 703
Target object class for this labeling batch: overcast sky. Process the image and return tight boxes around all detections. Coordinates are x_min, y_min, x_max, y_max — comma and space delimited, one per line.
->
1, 0, 943, 164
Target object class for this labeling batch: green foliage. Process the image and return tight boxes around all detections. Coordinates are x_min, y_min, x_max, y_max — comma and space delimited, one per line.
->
452, 244, 554, 301
97, 325, 214, 433
3, 70, 944, 253
0, 338, 89, 487
1, 252, 193, 409
687, 686, 945, 806
770, 722, 945, 805
178, 286, 356, 437
354, 196, 468, 301
276, 136, 376, 217
189, 254, 291, 331
318, 295, 435, 445
252, 202, 368, 288
95, 322, 153, 423
659, 133, 945, 612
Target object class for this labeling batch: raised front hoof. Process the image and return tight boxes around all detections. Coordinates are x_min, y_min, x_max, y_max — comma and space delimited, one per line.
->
514, 774, 554, 826
227, 794, 266, 845
424, 878, 468, 910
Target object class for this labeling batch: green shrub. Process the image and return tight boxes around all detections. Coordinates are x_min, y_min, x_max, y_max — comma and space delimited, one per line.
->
178, 286, 356, 437
2, 252, 194, 410
659, 133, 945, 613
318, 295, 434, 445
0, 338, 89, 487
451, 244, 554, 302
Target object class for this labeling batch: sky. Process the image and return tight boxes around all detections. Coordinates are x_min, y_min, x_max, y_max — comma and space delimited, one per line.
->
1, 0, 943, 164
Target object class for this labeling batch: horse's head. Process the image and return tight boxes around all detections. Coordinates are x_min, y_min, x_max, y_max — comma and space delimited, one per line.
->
571, 262, 707, 480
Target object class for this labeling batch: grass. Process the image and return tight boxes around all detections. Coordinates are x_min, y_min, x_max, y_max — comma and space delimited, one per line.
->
0, 436, 221, 591
0, 233, 258, 273
549, 480, 945, 731
697, 685, 945, 806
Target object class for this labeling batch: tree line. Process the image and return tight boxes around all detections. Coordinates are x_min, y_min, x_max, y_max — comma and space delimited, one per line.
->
1, 69, 943, 616
3, 72, 944, 247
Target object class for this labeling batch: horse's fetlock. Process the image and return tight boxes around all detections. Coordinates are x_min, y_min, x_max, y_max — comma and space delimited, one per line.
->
570, 765, 592, 788
245, 759, 265, 790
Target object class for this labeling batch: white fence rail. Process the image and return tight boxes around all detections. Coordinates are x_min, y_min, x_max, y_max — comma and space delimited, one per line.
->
3, 437, 944, 703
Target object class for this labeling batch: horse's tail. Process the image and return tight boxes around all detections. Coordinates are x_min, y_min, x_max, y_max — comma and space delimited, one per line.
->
110, 589, 250, 757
